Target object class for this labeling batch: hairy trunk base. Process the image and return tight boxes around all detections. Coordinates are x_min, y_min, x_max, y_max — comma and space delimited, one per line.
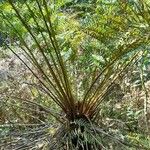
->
69, 121, 101, 150
71, 134, 92, 150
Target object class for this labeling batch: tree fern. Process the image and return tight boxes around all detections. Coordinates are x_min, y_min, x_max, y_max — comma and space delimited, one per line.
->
0, 0, 150, 149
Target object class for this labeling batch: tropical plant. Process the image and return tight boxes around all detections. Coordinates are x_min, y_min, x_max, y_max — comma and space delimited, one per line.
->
0, 0, 150, 149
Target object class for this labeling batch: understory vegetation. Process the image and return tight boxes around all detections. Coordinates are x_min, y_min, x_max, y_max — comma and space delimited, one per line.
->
0, 0, 150, 149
